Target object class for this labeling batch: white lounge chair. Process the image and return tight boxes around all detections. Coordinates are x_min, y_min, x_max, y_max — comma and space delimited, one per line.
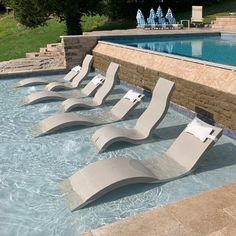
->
60, 118, 222, 211
61, 63, 119, 112
191, 6, 203, 25
32, 90, 144, 136
91, 78, 175, 152
21, 62, 119, 105
15, 55, 93, 88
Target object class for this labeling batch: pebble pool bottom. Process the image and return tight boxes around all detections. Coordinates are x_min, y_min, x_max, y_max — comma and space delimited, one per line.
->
0, 74, 236, 236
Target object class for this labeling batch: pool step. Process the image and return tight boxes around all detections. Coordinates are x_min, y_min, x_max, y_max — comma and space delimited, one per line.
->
26, 43, 64, 58
26, 52, 40, 58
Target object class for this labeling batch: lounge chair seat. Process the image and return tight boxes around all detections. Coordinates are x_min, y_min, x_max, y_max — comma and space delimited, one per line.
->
15, 55, 93, 88
32, 90, 143, 136
61, 62, 119, 112
60, 118, 223, 211
91, 78, 175, 152
21, 74, 105, 105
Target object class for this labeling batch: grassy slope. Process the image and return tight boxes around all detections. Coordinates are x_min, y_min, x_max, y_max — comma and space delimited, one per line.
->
0, 14, 66, 61
0, 0, 236, 62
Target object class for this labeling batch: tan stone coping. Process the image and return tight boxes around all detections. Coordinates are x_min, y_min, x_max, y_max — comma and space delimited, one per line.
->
80, 182, 236, 236
60, 29, 221, 38
93, 43, 236, 96
82, 28, 220, 37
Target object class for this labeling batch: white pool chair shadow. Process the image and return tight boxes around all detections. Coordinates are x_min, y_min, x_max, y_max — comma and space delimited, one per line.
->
15, 54, 93, 88
59, 118, 222, 211
32, 90, 144, 136
91, 78, 175, 153
21, 62, 118, 105
61, 62, 119, 112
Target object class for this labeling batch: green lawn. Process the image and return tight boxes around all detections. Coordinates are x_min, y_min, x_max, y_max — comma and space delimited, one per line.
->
0, 14, 66, 61
0, 0, 236, 62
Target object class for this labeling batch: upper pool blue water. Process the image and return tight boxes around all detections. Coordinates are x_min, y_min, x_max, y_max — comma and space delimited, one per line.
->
0, 74, 236, 236
105, 34, 236, 67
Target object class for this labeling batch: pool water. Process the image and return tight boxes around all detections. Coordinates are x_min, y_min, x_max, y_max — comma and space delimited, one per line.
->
1, 74, 236, 236
105, 34, 236, 67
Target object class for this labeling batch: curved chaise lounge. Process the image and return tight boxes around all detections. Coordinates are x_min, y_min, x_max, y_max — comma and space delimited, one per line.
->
21, 74, 105, 105
32, 90, 144, 136
61, 62, 119, 112
60, 118, 223, 211
15, 54, 93, 88
45, 54, 93, 91
91, 78, 175, 153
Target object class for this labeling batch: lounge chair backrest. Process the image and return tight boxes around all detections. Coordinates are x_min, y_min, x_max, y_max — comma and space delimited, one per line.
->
82, 75, 105, 96
110, 93, 144, 119
191, 6, 203, 23
93, 62, 119, 105
166, 118, 222, 172
71, 54, 94, 87
134, 78, 175, 136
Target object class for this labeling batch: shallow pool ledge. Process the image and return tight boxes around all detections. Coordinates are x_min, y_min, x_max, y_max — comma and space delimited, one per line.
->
93, 42, 236, 132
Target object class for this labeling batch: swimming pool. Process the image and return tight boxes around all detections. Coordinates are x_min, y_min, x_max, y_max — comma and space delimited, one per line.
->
1, 74, 236, 236
104, 33, 236, 68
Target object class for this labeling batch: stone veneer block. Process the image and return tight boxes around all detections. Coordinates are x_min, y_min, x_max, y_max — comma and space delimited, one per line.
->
92, 43, 236, 131
61, 35, 99, 69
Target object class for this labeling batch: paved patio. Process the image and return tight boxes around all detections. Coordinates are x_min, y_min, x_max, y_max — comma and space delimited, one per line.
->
81, 182, 236, 236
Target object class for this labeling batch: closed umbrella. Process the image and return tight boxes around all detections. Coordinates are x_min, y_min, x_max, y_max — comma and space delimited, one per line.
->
165, 8, 173, 20
156, 5, 163, 19
147, 8, 156, 28
136, 9, 146, 28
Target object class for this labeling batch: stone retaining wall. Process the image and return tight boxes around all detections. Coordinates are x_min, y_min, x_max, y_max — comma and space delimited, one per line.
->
61, 35, 99, 69
92, 43, 236, 131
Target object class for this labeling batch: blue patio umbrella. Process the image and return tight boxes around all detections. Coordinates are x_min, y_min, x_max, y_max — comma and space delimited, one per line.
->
147, 8, 156, 27
165, 8, 173, 20
156, 5, 163, 19
136, 9, 146, 28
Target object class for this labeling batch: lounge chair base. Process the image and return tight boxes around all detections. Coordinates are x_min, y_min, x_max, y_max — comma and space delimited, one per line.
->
45, 82, 73, 91
59, 157, 157, 211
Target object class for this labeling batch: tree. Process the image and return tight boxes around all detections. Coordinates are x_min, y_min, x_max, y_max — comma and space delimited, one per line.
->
105, 0, 222, 20
4, 0, 102, 35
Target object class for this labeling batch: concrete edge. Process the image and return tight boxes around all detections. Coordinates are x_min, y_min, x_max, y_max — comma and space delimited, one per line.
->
0, 67, 68, 79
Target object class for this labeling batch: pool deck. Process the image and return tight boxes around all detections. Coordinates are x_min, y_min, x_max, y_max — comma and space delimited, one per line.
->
81, 182, 236, 236
83, 27, 231, 36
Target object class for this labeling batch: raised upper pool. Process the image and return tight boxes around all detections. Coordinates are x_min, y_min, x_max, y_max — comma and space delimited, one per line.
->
104, 33, 236, 68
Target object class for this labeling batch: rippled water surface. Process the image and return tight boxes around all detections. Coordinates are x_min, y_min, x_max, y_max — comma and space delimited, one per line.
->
1, 74, 236, 236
